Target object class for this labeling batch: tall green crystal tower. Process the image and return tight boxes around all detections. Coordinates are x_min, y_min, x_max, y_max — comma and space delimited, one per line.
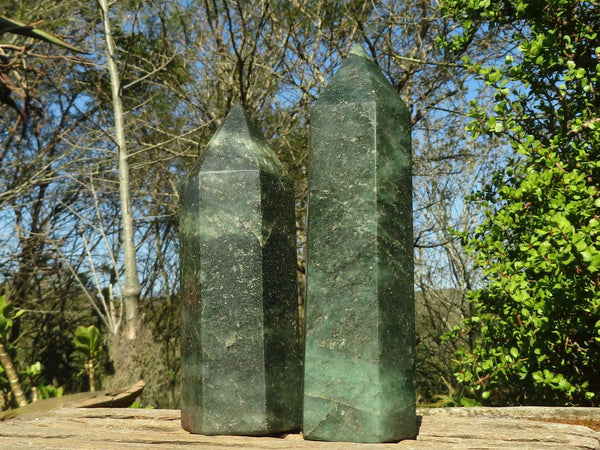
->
303, 45, 416, 443
179, 104, 302, 436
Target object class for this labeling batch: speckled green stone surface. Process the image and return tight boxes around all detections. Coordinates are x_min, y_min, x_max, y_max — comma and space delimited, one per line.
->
303, 46, 416, 443
179, 105, 302, 436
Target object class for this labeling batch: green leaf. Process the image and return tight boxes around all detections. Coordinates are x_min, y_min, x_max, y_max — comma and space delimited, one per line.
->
73, 325, 102, 358
460, 397, 482, 407
588, 254, 600, 273
0, 15, 87, 53
0, 295, 25, 338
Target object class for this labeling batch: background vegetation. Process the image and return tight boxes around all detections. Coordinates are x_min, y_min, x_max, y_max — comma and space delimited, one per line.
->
0, 0, 597, 409
444, 0, 600, 406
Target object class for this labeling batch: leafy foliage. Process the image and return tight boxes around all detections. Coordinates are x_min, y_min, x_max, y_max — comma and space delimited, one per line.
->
0, 295, 24, 339
74, 325, 102, 392
0, 15, 85, 52
73, 325, 102, 360
443, 0, 600, 405
73, 324, 102, 386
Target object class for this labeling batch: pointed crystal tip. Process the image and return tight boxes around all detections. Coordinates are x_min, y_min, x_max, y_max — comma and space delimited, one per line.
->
350, 44, 370, 59
226, 102, 245, 118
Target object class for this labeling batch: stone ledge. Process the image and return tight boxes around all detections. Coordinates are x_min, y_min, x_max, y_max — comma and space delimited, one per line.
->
419, 406, 600, 421
0, 407, 598, 449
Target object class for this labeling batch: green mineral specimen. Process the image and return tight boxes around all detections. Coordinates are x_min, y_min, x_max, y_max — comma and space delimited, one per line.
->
303, 45, 416, 443
179, 104, 302, 436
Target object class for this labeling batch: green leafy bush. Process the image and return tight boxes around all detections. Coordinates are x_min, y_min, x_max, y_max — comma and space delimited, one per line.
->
442, 0, 600, 405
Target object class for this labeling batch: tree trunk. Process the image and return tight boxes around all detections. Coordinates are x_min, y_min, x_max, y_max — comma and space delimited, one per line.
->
0, 341, 27, 408
85, 359, 96, 392
98, 0, 141, 340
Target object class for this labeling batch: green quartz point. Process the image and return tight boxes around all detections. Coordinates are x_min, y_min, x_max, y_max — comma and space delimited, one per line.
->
303, 46, 416, 443
179, 104, 302, 436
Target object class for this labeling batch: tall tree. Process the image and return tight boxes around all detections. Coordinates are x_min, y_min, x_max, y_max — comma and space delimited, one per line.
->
96, 0, 141, 341
0, 1, 97, 402
444, 0, 600, 405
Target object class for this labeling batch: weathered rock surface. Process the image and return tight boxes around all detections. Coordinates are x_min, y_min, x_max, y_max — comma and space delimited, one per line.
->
0, 407, 598, 449
0, 381, 146, 420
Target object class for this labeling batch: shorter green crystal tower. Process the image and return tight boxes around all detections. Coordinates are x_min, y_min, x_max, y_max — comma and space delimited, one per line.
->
303, 46, 416, 443
179, 104, 302, 436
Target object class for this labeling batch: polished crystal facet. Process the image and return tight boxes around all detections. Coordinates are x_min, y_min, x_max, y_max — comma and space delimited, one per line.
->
303, 45, 416, 443
179, 104, 302, 436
